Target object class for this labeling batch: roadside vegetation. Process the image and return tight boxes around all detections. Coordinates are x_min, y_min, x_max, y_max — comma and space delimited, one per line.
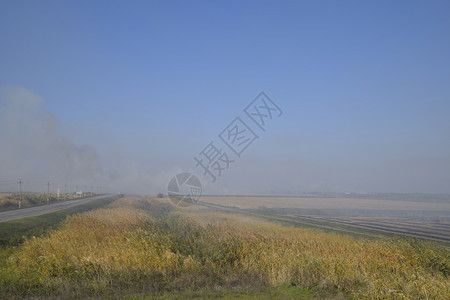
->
0, 196, 448, 299
0, 193, 95, 211
0, 195, 121, 246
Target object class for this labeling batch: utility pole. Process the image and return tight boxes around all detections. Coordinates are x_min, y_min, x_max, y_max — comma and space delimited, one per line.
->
64, 184, 67, 200
47, 181, 50, 204
18, 179, 22, 208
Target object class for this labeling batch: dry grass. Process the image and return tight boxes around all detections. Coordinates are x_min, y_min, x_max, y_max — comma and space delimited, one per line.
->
1, 196, 449, 299
0, 193, 84, 209
200, 196, 450, 245
184, 211, 450, 299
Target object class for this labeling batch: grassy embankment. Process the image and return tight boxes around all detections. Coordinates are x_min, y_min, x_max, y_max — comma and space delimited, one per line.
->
0, 194, 121, 246
0, 196, 449, 299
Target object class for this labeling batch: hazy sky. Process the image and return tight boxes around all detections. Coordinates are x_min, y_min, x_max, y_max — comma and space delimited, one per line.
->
1, 0, 449, 195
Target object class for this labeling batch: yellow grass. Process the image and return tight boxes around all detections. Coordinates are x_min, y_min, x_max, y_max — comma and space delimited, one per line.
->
3, 196, 449, 299
0, 193, 83, 209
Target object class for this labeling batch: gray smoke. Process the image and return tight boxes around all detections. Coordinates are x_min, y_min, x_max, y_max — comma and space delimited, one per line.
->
0, 86, 182, 195
0, 86, 106, 191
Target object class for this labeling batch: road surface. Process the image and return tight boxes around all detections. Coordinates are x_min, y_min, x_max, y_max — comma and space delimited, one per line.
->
0, 195, 114, 223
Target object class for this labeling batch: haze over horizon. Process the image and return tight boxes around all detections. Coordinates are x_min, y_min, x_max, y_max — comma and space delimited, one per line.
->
1, 1, 449, 195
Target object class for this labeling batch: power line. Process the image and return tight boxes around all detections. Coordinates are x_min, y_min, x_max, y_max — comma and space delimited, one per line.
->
0, 179, 19, 184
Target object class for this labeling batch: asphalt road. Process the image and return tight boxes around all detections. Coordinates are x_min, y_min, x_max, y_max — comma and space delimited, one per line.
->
0, 195, 113, 223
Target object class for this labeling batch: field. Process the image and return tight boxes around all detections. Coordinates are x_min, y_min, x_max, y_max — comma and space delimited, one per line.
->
199, 195, 450, 245
0, 195, 448, 299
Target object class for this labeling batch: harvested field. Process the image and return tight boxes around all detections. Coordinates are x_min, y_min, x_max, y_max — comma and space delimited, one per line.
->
200, 196, 450, 212
200, 195, 450, 244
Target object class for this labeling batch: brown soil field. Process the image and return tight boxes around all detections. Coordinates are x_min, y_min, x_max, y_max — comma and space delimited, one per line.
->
199, 196, 450, 244
200, 196, 450, 211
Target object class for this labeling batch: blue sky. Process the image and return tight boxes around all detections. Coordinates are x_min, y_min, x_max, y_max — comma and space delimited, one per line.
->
1, 0, 449, 194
